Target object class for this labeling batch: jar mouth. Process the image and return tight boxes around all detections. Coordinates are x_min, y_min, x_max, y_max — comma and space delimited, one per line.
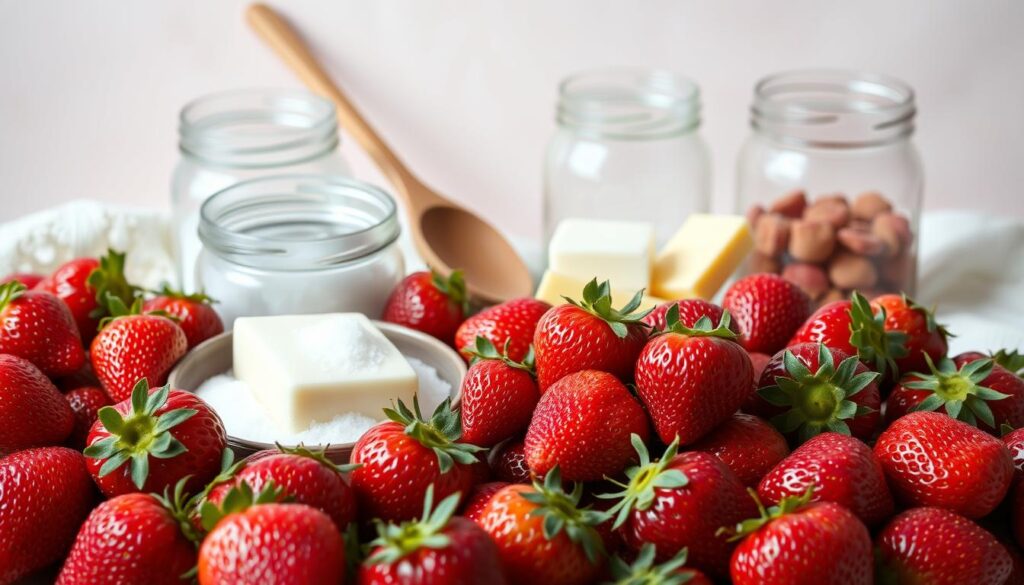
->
199, 175, 400, 271
557, 68, 701, 140
751, 69, 916, 148
180, 89, 339, 169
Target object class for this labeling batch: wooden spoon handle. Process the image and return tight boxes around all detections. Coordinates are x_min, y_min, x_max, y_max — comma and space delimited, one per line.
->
246, 3, 419, 196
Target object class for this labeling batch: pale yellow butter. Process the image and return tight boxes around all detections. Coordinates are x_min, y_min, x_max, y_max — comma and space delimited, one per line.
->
548, 219, 655, 292
651, 214, 753, 300
535, 270, 666, 312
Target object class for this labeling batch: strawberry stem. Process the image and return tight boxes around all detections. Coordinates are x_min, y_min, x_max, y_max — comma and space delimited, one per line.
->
465, 336, 535, 374
383, 397, 484, 473
609, 543, 700, 585
431, 269, 469, 316
519, 467, 608, 564
366, 484, 460, 565
903, 355, 1007, 428
598, 434, 688, 529
564, 279, 653, 339
87, 249, 140, 320
718, 485, 815, 542
0, 281, 26, 312
848, 291, 908, 379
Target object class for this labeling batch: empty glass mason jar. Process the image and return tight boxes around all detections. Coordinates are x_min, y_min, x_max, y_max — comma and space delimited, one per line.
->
172, 89, 350, 291
737, 70, 923, 305
543, 68, 710, 250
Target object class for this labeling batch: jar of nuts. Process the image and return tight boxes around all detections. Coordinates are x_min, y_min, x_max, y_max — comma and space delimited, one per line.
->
736, 70, 922, 305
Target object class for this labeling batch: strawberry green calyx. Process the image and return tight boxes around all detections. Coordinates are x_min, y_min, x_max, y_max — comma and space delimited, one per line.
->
0, 281, 27, 312
98, 292, 177, 330
991, 349, 1024, 377
384, 396, 484, 473
84, 379, 198, 490
199, 480, 284, 531
565, 279, 653, 339
520, 467, 608, 564
758, 343, 879, 442
904, 355, 1008, 428
432, 269, 470, 316
719, 486, 815, 542
599, 434, 688, 529
275, 442, 361, 473
153, 476, 204, 545
607, 543, 700, 585
87, 249, 139, 319
150, 282, 218, 305
466, 336, 536, 374
848, 291, 908, 379
661, 305, 738, 340
903, 294, 952, 339
367, 484, 460, 565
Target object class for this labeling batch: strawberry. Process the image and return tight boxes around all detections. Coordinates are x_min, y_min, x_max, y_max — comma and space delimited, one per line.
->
0, 354, 74, 453
490, 438, 531, 483
601, 439, 758, 579
460, 337, 539, 447
0, 281, 85, 378
198, 483, 345, 585
1005, 427, 1024, 480
876, 507, 1012, 585
722, 273, 811, 355
874, 410, 1013, 518
54, 361, 101, 392
383, 269, 469, 345
989, 348, 1024, 377
350, 398, 483, 522
84, 380, 227, 497
725, 489, 872, 585
143, 286, 223, 349
1013, 480, 1024, 550
524, 369, 650, 481
63, 386, 111, 450
641, 298, 727, 333
788, 292, 909, 380
748, 351, 771, 382
461, 481, 510, 522
690, 412, 789, 487
533, 279, 651, 391
0, 447, 95, 584
361, 486, 508, 584
35, 250, 137, 343
474, 469, 608, 585
757, 432, 894, 526
608, 544, 712, 585
89, 297, 188, 402
886, 355, 1024, 433
455, 297, 550, 363
57, 482, 199, 585
634, 308, 753, 445
871, 293, 950, 374
0, 272, 43, 288
746, 343, 881, 444
205, 445, 358, 532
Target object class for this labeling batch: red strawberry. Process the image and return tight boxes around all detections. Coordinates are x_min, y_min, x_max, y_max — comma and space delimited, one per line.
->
460, 337, 540, 447
461, 481, 510, 522
474, 469, 608, 585
361, 486, 508, 584
524, 370, 650, 481
634, 308, 753, 445
64, 386, 111, 450
0, 281, 85, 378
726, 489, 872, 585
455, 297, 550, 362
690, 412, 789, 487
987, 348, 1024, 377
0, 447, 95, 584
886, 356, 1024, 433
746, 343, 881, 444
0, 354, 74, 453
722, 273, 811, 355
602, 440, 758, 579
490, 438, 531, 483
383, 269, 468, 345
874, 410, 1013, 518
876, 507, 1012, 585
748, 351, 771, 382
871, 293, 950, 374
84, 380, 227, 498
608, 544, 712, 585
205, 445, 357, 532
57, 483, 199, 585
0, 272, 43, 288
533, 279, 650, 391
1005, 427, 1024, 480
350, 398, 482, 522
89, 298, 188, 402
642, 298, 727, 333
757, 432, 894, 526
198, 484, 345, 585
143, 287, 223, 349
788, 292, 909, 380
54, 361, 101, 392
36, 250, 136, 343
1013, 480, 1024, 550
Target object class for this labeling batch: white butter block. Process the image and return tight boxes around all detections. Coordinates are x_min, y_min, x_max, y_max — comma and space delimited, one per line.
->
652, 214, 753, 300
233, 313, 417, 433
535, 270, 666, 312
548, 219, 655, 292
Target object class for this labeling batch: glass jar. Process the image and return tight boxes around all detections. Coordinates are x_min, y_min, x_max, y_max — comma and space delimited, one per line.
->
197, 175, 404, 327
173, 89, 350, 291
737, 70, 922, 305
544, 68, 710, 250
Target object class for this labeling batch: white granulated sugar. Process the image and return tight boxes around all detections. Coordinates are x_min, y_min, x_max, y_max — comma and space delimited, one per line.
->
196, 356, 455, 446
297, 318, 386, 374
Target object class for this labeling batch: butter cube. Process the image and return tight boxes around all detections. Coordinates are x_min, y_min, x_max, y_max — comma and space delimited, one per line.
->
651, 214, 753, 300
233, 313, 417, 433
548, 219, 655, 292
535, 270, 666, 312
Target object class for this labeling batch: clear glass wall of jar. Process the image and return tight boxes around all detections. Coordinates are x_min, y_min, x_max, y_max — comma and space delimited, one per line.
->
173, 89, 350, 291
197, 175, 404, 327
737, 70, 922, 305
544, 69, 710, 251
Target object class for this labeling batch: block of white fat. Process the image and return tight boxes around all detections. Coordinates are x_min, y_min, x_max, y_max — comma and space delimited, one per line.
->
233, 313, 418, 433
548, 219, 655, 292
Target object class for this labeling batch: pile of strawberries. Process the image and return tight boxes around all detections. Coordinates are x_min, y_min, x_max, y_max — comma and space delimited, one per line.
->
4, 258, 1024, 585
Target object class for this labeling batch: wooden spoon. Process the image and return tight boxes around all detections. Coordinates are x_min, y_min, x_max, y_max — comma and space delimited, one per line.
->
246, 3, 533, 305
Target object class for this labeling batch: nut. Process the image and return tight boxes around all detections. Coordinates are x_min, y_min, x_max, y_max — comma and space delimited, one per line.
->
819, 288, 847, 304
851, 191, 893, 221
746, 204, 766, 227
782, 263, 831, 300
769, 189, 808, 218
804, 198, 851, 230
828, 251, 878, 290
789, 220, 835, 263
837, 227, 886, 256
749, 252, 782, 274
753, 214, 790, 257
872, 212, 913, 257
